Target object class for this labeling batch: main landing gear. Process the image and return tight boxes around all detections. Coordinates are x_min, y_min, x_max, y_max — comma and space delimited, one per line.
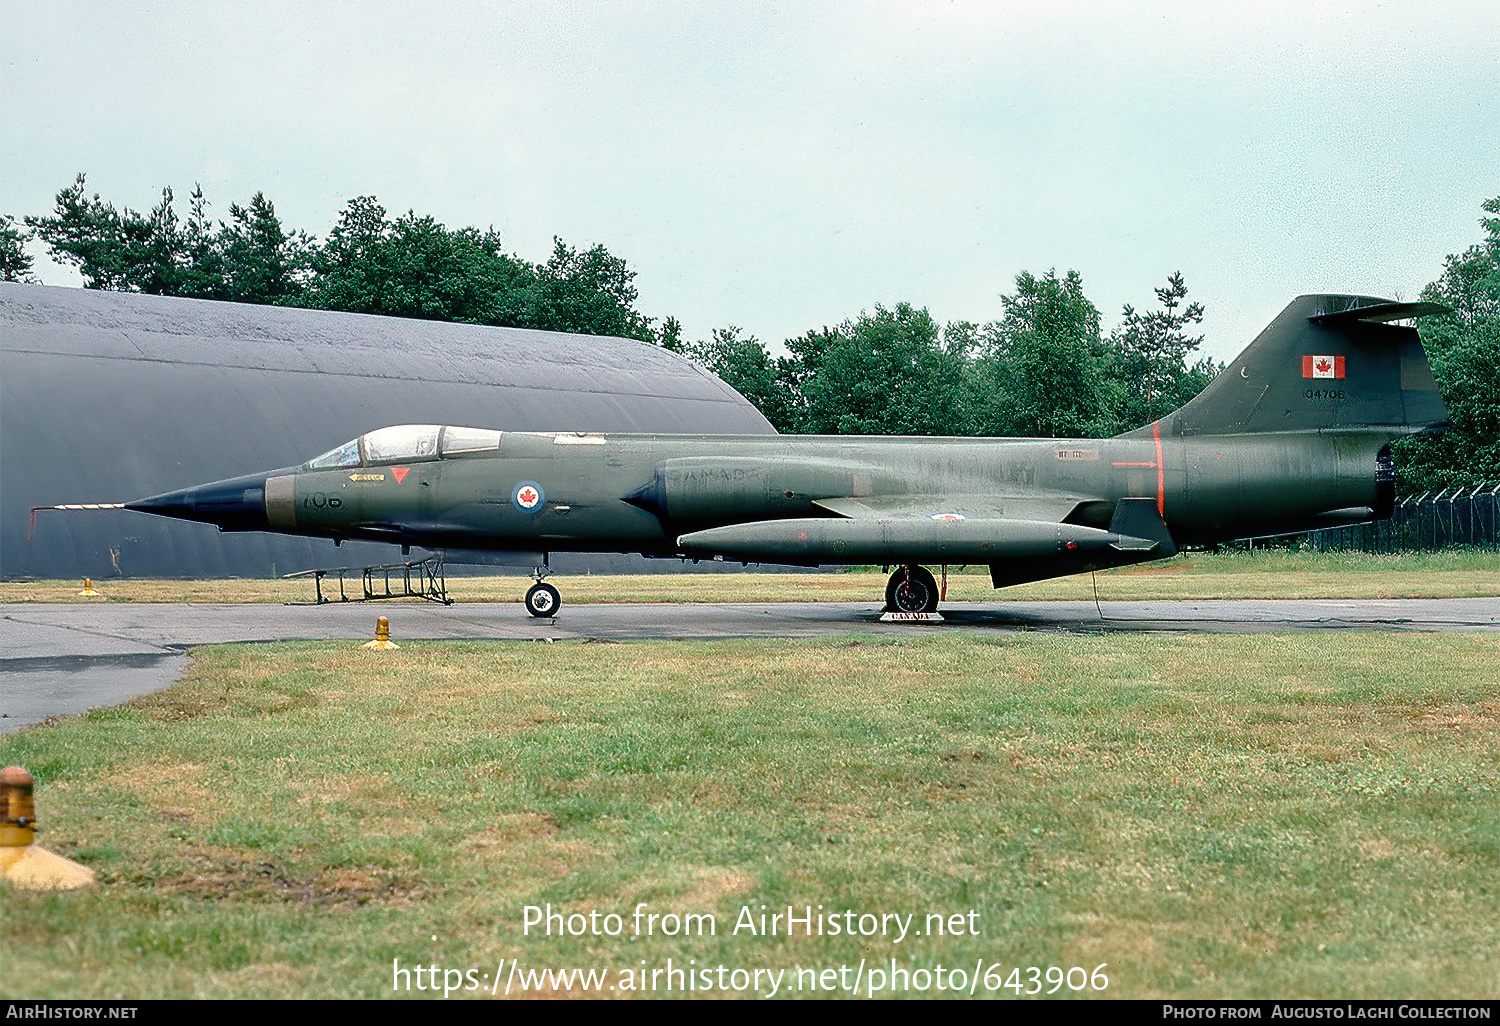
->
524, 564, 561, 618
885, 564, 941, 614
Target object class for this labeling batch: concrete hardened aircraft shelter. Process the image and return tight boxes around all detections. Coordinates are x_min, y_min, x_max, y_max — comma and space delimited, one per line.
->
1, 283, 775, 579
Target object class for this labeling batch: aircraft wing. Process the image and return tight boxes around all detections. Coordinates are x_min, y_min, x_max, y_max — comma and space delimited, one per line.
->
811, 493, 1091, 523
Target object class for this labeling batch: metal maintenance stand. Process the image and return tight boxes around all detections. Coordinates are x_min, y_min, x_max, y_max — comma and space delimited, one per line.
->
285, 556, 452, 606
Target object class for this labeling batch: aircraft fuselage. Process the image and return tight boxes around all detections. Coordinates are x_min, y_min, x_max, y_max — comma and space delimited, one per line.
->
231, 427, 1387, 557
120, 294, 1449, 614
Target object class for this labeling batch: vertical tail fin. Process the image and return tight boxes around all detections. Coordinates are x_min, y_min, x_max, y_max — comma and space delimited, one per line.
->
1122, 295, 1451, 438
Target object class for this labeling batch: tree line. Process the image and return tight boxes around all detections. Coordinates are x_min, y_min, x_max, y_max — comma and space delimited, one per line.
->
2, 175, 663, 344
1389, 197, 1500, 492
686, 269, 1215, 440
2, 177, 1496, 489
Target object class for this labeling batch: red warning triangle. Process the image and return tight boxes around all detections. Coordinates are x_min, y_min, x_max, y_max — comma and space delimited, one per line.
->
392, 467, 410, 484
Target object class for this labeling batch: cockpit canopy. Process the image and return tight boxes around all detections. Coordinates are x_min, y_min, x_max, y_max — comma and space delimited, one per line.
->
306, 425, 501, 470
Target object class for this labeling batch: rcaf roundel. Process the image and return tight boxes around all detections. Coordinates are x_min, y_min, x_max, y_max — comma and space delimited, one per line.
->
512, 481, 545, 513
1303, 355, 1346, 379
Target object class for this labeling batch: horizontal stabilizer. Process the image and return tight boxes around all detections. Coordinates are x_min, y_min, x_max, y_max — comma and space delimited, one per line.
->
1308, 300, 1448, 326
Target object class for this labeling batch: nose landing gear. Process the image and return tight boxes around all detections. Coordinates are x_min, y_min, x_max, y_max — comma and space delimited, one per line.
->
885, 564, 940, 614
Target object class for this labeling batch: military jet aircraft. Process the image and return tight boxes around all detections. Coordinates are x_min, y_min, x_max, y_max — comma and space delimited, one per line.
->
123, 295, 1449, 617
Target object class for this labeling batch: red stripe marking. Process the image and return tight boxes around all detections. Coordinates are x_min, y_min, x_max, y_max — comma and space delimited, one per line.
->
1154, 421, 1165, 517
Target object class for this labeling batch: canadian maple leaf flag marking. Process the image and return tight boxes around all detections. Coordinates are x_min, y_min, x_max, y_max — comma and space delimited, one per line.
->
512, 480, 545, 512
1302, 355, 1345, 379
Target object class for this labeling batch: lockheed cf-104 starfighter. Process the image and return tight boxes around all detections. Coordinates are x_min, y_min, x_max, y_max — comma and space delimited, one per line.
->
122, 295, 1450, 617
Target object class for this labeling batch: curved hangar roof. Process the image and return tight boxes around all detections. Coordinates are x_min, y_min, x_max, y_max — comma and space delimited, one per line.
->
2, 283, 774, 579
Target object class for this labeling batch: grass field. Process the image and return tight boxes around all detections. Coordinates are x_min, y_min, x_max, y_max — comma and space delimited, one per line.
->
2, 632, 1497, 999
4, 549, 1499, 605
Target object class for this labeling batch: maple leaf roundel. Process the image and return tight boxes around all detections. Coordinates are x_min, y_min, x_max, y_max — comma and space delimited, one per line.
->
512, 481, 545, 513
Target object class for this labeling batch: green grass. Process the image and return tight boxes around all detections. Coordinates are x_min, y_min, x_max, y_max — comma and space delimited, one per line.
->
4, 548, 1500, 604
2, 634, 1497, 999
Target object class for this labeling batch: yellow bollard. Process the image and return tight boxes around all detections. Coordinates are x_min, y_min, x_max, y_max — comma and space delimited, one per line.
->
0, 767, 95, 890
363, 615, 400, 650
78, 578, 100, 597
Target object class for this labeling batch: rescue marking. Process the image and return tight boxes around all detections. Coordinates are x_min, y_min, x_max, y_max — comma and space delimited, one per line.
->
392, 467, 411, 484
1153, 421, 1165, 517
349, 473, 385, 482
1303, 355, 1346, 379
513, 481, 545, 513
1055, 449, 1099, 460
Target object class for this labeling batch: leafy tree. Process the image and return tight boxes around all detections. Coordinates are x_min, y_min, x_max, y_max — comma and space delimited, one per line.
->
1107, 271, 1213, 430
306, 203, 659, 339
1394, 195, 1500, 489
25, 177, 665, 342
134, 187, 189, 295
970, 269, 1112, 437
686, 326, 797, 432
27, 175, 310, 304
176, 185, 227, 299
524, 238, 654, 342
215, 193, 311, 304
654, 315, 684, 352
305, 197, 531, 324
0, 214, 36, 282
780, 303, 967, 435
27, 174, 185, 292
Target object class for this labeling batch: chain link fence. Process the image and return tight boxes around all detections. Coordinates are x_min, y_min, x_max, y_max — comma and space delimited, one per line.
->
1310, 483, 1500, 552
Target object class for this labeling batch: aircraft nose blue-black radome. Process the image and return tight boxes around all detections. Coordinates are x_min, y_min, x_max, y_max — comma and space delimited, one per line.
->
123, 296, 1450, 615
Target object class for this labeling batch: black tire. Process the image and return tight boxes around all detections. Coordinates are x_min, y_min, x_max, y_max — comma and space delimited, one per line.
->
885, 565, 939, 613
525, 582, 561, 618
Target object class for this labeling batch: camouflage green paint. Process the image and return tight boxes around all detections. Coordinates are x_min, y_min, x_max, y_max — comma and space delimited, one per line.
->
126, 295, 1450, 593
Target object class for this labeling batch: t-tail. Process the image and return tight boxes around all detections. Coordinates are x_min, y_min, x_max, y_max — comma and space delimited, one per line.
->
1118, 295, 1451, 543
1122, 294, 1451, 440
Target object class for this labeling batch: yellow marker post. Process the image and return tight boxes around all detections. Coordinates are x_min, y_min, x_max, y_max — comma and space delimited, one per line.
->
0, 767, 95, 890
78, 578, 100, 597
363, 615, 400, 650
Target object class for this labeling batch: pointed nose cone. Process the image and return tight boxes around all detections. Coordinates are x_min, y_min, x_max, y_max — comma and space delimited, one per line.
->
125, 471, 275, 532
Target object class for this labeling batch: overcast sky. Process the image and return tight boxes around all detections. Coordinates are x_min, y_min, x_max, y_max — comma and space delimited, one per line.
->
3, 1, 1497, 361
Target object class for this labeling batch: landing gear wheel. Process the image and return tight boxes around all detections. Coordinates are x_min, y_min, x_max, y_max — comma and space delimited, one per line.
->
885, 565, 939, 613
525, 582, 561, 618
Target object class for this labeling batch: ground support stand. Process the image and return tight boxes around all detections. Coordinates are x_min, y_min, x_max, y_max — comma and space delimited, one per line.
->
285, 556, 453, 606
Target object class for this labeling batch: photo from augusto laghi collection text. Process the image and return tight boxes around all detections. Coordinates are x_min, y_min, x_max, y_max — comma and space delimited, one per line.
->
389, 902, 1113, 998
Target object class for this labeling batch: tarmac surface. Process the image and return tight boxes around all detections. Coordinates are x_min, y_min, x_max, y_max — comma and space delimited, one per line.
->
4, 597, 1499, 733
